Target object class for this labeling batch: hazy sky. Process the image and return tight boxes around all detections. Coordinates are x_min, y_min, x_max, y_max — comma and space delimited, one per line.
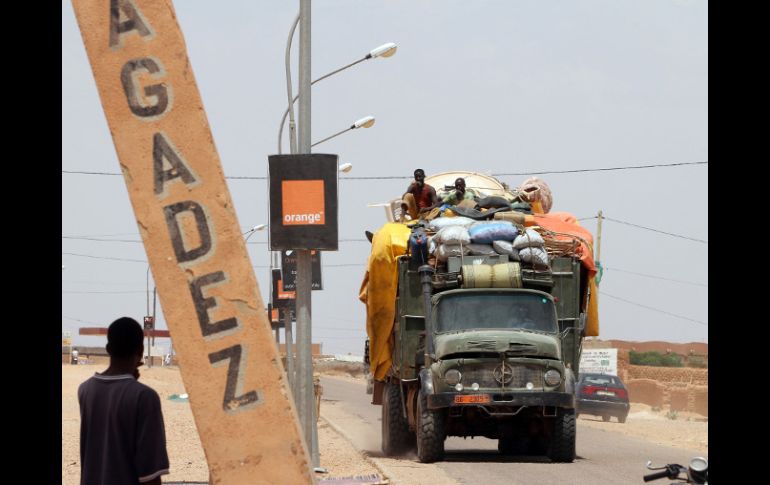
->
62, 0, 707, 355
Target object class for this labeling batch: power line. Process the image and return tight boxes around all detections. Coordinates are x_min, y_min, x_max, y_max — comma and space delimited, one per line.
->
63, 252, 147, 263
62, 235, 368, 244
63, 290, 146, 294
62, 252, 363, 269
603, 267, 707, 287
603, 216, 707, 244
62, 170, 122, 176
61, 161, 707, 180
599, 291, 707, 326
491, 161, 706, 177
62, 315, 96, 324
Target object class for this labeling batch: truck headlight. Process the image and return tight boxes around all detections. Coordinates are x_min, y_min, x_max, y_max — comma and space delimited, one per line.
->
544, 369, 561, 386
444, 369, 462, 385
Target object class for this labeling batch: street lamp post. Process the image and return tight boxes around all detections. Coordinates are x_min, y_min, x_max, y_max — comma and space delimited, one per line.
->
281, 4, 393, 469
291, 0, 322, 468
279, 41, 396, 154
311, 116, 375, 147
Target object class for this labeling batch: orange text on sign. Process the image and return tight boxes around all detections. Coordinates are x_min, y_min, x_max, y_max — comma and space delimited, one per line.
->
282, 180, 325, 225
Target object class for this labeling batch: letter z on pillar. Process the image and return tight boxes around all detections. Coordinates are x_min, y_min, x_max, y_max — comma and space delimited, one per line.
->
70, 1, 313, 483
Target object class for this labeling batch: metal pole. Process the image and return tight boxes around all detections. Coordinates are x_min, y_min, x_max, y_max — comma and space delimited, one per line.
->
151, 287, 157, 367
297, 0, 319, 467
282, 12, 300, 155
284, 308, 295, 396
596, 210, 603, 262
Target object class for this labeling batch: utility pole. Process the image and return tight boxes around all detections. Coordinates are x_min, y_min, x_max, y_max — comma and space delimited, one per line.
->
297, 0, 320, 467
596, 210, 603, 262
151, 287, 157, 367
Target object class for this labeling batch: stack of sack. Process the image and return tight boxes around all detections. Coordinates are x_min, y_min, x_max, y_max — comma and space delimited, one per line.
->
467, 221, 518, 258
509, 228, 549, 267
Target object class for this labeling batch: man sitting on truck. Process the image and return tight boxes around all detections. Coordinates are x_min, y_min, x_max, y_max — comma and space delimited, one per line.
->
401, 168, 439, 221
442, 177, 478, 206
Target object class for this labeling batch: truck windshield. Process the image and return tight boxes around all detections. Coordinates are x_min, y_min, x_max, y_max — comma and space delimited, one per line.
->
435, 292, 557, 333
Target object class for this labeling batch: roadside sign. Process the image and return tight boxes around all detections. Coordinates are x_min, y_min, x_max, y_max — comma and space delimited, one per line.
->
579, 348, 618, 375
268, 154, 339, 250
62, 331, 72, 347
70, 0, 313, 481
281, 250, 322, 290
271, 269, 296, 309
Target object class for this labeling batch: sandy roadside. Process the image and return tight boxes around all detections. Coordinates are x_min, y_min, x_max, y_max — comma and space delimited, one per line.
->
578, 403, 708, 454
63, 364, 707, 484
62, 364, 381, 485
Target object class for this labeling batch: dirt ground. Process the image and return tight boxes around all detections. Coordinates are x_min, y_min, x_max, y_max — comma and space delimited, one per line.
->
577, 402, 708, 454
62, 364, 381, 485
63, 362, 707, 484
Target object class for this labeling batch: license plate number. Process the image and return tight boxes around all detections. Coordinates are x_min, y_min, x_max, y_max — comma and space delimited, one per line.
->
596, 390, 615, 396
454, 394, 491, 404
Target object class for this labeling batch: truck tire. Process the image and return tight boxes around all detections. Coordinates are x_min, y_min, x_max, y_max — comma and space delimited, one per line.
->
618, 413, 627, 424
382, 381, 413, 456
416, 391, 445, 463
547, 409, 576, 463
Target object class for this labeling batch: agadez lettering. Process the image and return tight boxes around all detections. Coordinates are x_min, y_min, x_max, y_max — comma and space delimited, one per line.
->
112, 0, 258, 413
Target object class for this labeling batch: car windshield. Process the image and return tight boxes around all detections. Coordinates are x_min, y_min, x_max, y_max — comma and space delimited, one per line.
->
581, 375, 621, 386
434, 292, 557, 333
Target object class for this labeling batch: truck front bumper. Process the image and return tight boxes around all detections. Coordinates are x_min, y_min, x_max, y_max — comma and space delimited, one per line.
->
427, 391, 575, 410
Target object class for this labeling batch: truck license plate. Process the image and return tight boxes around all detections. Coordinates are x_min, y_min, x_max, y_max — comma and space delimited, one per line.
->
596, 390, 615, 396
454, 394, 491, 404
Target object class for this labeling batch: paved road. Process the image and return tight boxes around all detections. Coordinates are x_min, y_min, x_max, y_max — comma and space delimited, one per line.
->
320, 376, 703, 485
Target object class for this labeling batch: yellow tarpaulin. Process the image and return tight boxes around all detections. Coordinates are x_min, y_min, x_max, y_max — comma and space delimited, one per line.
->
359, 222, 411, 381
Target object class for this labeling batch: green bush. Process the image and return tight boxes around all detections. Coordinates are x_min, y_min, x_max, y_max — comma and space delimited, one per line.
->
629, 351, 684, 367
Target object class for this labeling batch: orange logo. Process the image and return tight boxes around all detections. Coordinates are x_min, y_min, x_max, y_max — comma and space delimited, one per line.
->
282, 180, 325, 225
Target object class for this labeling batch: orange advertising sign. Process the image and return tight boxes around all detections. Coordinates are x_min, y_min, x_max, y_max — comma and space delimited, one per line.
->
282, 180, 325, 225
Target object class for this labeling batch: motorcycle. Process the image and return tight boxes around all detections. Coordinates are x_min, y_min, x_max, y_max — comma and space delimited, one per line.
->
644, 456, 708, 484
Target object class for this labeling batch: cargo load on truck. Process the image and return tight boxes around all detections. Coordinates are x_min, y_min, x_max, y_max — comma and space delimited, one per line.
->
359, 171, 600, 463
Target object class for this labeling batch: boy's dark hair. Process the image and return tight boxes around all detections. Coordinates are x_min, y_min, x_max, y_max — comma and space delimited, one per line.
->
414, 168, 425, 177
106, 317, 144, 358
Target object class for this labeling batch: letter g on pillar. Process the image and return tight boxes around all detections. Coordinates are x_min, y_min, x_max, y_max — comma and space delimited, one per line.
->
121, 57, 172, 120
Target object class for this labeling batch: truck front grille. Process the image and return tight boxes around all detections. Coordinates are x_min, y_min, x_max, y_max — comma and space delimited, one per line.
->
461, 364, 544, 389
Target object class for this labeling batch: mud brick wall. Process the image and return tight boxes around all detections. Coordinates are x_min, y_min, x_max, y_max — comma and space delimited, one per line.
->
692, 386, 708, 417
626, 379, 665, 407
626, 379, 708, 417
668, 385, 690, 412
627, 365, 707, 385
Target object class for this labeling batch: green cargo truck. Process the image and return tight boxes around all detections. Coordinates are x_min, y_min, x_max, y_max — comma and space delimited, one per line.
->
375, 246, 591, 463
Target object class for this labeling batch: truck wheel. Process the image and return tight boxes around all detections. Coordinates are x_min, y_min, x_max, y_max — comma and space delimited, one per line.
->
547, 409, 576, 463
602, 414, 611, 422
416, 391, 445, 463
618, 413, 627, 424
381, 381, 413, 456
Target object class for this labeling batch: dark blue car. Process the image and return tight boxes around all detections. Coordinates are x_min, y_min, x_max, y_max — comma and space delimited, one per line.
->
576, 373, 630, 423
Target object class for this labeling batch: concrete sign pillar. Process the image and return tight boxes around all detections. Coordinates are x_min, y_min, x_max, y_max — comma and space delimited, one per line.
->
70, 1, 313, 483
